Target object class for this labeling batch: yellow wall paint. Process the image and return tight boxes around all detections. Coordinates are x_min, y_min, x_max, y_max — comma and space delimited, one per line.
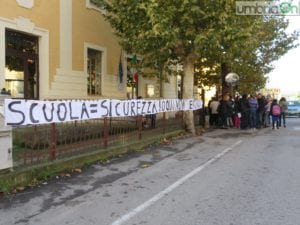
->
0, 0, 60, 85
72, 0, 121, 75
0, 0, 126, 99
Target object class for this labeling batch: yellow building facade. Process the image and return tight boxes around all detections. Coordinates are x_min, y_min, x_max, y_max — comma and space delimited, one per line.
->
0, 0, 178, 100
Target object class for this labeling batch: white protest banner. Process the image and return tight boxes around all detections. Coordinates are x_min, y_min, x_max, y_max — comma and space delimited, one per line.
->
4, 99, 202, 126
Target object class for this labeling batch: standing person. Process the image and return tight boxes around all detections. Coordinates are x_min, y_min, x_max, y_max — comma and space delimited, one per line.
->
270, 99, 281, 129
137, 96, 147, 128
209, 97, 220, 127
264, 96, 272, 127
233, 96, 241, 129
227, 96, 234, 128
239, 94, 250, 130
248, 95, 258, 130
257, 94, 266, 129
279, 97, 288, 127
149, 113, 156, 128
218, 95, 231, 129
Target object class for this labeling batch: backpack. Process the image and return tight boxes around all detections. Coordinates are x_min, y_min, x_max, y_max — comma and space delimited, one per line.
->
272, 104, 281, 116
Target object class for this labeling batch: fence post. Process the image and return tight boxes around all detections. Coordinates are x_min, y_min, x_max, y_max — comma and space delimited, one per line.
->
103, 117, 108, 148
50, 123, 57, 161
181, 111, 185, 129
138, 115, 142, 140
163, 112, 166, 134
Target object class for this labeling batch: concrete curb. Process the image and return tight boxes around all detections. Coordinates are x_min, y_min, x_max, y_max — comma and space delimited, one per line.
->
0, 130, 185, 193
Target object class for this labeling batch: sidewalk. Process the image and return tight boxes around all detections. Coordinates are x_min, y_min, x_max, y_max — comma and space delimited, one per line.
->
0, 118, 296, 225
0, 126, 259, 196
0, 129, 185, 194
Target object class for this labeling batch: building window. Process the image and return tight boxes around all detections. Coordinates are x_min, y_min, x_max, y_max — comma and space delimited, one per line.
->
5, 29, 39, 99
146, 84, 155, 98
87, 48, 102, 95
126, 55, 142, 99
86, 0, 106, 13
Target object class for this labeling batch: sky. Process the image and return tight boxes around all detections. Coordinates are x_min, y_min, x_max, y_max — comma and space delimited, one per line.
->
266, 16, 300, 96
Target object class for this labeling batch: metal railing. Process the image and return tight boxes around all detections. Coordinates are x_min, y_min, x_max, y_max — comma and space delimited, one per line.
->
12, 111, 190, 168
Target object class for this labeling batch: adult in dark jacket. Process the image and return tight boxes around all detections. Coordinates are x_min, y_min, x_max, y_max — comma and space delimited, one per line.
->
248, 95, 258, 129
218, 95, 232, 129
239, 94, 250, 129
257, 94, 266, 129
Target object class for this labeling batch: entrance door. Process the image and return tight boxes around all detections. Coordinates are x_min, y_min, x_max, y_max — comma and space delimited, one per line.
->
5, 29, 39, 99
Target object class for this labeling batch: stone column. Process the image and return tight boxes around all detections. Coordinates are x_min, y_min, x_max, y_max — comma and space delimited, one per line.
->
0, 95, 13, 171
60, 0, 72, 70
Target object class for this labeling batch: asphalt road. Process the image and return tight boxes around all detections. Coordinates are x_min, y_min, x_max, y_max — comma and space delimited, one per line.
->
1, 117, 300, 225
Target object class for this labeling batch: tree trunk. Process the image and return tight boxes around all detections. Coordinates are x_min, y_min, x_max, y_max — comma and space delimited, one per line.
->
182, 56, 196, 135
221, 62, 230, 97
159, 68, 163, 98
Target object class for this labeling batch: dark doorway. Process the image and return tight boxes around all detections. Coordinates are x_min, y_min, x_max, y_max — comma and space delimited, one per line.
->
5, 29, 39, 99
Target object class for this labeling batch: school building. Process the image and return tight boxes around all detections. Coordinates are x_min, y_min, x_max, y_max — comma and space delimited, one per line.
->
0, 0, 181, 101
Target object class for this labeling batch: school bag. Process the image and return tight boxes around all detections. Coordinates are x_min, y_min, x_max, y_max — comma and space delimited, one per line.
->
272, 104, 281, 116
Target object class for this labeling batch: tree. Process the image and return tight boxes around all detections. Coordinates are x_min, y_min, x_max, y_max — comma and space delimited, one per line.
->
193, 1, 299, 96
98, 0, 218, 133
96, 0, 298, 133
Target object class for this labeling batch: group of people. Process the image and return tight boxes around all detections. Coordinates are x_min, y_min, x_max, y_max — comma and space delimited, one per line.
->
208, 94, 288, 130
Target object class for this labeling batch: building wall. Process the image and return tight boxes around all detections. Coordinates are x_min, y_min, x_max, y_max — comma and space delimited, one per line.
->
163, 75, 178, 99
72, 0, 124, 99
0, 0, 178, 101
0, 0, 59, 98
73, 0, 120, 74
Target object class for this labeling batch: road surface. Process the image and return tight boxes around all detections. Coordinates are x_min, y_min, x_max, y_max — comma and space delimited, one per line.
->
1, 118, 300, 225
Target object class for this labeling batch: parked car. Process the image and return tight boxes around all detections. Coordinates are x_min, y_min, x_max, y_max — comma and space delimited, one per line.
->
286, 101, 300, 117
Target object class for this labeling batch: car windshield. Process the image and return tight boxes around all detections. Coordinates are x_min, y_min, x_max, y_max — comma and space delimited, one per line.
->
288, 101, 300, 106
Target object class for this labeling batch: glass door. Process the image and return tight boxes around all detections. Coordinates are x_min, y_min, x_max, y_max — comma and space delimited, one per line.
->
5, 29, 39, 99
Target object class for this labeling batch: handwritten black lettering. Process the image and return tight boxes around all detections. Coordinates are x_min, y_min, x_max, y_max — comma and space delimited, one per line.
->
189, 100, 193, 110
69, 102, 79, 120
4, 99, 202, 126
136, 100, 141, 115
141, 101, 146, 115
57, 103, 67, 121
123, 101, 129, 116
81, 102, 90, 119
101, 100, 109, 117
115, 102, 120, 116
152, 103, 158, 114
131, 101, 135, 116
147, 101, 152, 114
7, 101, 25, 125
43, 103, 54, 122
29, 103, 39, 123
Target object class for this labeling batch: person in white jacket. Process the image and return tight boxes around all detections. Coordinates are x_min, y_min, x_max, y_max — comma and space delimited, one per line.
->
209, 97, 220, 127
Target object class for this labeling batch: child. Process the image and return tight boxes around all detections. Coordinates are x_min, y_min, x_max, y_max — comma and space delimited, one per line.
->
270, 99, 281, 129
233, 96, 241, 129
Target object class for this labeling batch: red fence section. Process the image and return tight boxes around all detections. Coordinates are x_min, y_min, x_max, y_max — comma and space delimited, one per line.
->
12, 111, 189, 168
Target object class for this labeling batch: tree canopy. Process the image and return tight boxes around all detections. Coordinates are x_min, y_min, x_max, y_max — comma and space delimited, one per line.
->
96, 0, 299, 133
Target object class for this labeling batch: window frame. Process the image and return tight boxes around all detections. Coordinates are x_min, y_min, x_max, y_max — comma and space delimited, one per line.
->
86, 0, 106, 13
5, 29, 39, 99
84, 43, 107, 97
